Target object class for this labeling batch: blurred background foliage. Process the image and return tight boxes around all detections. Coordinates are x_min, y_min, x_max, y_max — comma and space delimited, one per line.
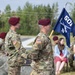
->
0, 2, 75, 35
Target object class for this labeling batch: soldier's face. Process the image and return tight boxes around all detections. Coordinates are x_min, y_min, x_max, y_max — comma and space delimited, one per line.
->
46, 25, 50, 33
15, 23, 20, 29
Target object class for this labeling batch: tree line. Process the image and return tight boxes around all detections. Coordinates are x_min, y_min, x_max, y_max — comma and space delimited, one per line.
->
0, 2, 75, 35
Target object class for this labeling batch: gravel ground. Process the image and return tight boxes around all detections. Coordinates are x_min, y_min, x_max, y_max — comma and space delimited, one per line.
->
21, 66, 32, 75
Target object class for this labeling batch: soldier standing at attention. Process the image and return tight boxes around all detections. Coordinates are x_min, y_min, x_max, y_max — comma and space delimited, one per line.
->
5, 16, 26, 75
23, 18, 55, 75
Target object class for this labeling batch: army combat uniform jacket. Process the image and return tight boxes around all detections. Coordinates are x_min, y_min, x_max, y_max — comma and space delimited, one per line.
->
0, 43, 5, 55
5, 29, 26, 67
69, 42, 75, 68
28, 32, 55, 75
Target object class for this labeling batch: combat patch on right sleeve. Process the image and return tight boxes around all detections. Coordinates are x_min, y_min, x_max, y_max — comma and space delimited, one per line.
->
35, 37, 42, 44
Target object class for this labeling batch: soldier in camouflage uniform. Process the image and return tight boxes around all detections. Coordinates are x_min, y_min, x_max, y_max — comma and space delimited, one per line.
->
5, 17, 26, 75
0, 32, 7, 55
68, 37, 75, 70
23, 19, 55, 75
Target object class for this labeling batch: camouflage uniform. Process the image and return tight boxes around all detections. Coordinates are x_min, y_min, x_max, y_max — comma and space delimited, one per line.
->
5, 29, 26, 75
28, 32, 55, 75
0, 43, 5, 55
68, 42, 75, 69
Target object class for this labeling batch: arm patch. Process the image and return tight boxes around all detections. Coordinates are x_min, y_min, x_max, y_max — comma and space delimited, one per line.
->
35, 37, 42, 44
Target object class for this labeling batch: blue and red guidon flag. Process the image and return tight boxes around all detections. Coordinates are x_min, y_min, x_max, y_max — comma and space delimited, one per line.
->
53, 8, 75, 47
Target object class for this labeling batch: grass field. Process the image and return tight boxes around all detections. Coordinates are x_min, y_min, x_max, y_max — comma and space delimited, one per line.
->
61, 72, 75, 75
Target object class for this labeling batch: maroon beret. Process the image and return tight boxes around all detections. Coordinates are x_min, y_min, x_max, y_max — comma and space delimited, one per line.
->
53, 36, 58, 41
38, 19, 51, 26
0, 32, 7, 39
9, 17, 20, 26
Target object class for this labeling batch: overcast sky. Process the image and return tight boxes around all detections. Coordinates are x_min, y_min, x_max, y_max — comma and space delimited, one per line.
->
0, 0, 75, 14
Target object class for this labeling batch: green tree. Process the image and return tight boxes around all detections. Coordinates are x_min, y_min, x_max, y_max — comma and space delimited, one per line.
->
0, 2, 59, 35
16, 6, 22, 16
4, 4, 11, 17
71, 3, 75, 23
44, 4, 52, 19
18, 2, 39, 35
3, 5, 11, 32
34, 5, 46, 19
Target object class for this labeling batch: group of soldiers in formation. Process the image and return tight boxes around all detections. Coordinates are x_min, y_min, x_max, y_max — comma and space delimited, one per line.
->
0, 16, 75, 75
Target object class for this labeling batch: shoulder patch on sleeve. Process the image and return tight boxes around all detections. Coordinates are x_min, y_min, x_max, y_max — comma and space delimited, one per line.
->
35, 37, 42, 44
12, 40, 21, 50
